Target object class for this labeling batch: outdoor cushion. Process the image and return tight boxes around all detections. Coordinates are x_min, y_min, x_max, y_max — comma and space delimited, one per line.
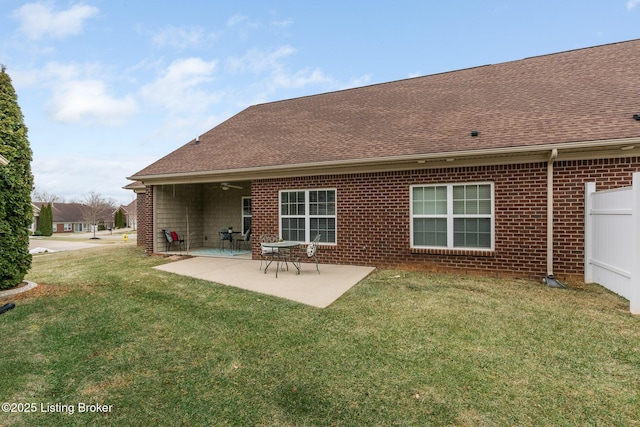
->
307, 242, 317, 257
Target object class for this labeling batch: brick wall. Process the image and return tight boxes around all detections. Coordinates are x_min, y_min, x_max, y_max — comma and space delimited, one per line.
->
137, 157, 640, 279
252, 157, 640, 280
137, 186, 153, 253
553, 158, 640, 276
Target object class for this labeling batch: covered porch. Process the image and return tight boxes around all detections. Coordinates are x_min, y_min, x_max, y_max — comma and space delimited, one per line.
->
152, 181, 252, 254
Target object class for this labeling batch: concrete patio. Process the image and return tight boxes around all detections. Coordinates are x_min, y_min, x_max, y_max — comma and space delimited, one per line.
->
154, 256, 375, 308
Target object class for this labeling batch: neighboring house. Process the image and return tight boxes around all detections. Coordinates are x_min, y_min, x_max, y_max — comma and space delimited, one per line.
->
29, 203, 40, 234
127, 39, 640, 281
123, 182, 146, 234
114, 198, 138, 229
33, 202, 114, 233
0, 154, 7, 166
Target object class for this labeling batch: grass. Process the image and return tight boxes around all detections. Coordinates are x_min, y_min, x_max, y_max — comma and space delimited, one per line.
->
1, 244, 639, 426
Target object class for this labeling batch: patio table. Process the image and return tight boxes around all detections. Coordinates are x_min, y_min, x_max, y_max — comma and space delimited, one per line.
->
262, 241, 301, 277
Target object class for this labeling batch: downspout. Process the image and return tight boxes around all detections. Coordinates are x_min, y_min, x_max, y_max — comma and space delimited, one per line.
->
545, 149, 564, 288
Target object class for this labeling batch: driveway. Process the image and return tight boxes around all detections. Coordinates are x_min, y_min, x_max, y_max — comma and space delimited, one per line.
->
29, 229, 137, 254
29, 238, 103, 253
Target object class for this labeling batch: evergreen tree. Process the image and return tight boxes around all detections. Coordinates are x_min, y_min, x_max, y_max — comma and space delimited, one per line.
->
0, 65, 34, 289
115, 208, 125, 228
37, 203, 53, 236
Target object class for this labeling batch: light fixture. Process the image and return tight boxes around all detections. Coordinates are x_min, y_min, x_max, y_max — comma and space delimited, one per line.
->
470, 130, 479, 137
620, 145, 635, 151
633, 114, 640, 121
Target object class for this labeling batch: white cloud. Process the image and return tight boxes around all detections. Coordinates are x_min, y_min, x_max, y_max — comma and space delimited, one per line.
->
270, 68, 332, 89
226, 46, 296, 74
50, 79, 138, 125
140, 57, 220, 112
226, 46, 338, 94
227, 14, 249, 27
151, 26, 208, 49
627, 0, 640, 9
12, 62, 138, 125
12, 2, 98, 40
33, 156, 145, 204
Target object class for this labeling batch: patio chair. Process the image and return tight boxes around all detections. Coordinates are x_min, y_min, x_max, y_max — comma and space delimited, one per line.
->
163, 229, 184, 252
298, 233, 321, 274
219, 229, 233, 251
259, 234, 280, 270
236, 228, 251, 250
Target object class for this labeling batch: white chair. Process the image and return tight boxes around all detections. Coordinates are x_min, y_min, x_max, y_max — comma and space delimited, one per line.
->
299, 234, 321, 274
259, 234, 279, 270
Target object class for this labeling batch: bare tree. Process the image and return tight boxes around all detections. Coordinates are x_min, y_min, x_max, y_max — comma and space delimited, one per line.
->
32, 186, 63, 203
81, 191, 116, 239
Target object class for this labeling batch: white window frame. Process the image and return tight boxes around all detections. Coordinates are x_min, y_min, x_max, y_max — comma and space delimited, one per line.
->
410, 182, 494, 251
241, 197, 252, 234
279, 188, 337, 244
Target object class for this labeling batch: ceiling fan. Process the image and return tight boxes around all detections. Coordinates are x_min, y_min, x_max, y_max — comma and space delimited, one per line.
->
220, 182, 243, 191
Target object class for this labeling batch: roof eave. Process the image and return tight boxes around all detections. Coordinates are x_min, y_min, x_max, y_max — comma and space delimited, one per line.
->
128, 136, 640, 185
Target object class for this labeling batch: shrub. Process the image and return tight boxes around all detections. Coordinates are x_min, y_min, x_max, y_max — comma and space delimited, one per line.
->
0, 66, 34, 289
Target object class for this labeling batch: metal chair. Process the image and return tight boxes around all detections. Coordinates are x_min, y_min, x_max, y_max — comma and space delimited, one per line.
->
236, 228, 251, 250
298, 234, 321, 274
259, 234, 279, 270
218, 229, 233, 251
163, 229, 184, 252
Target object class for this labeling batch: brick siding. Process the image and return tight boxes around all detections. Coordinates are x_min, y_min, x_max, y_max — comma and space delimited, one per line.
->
137, 185, 154, 254
139, 157, 640, 280
251, 157, 640, 280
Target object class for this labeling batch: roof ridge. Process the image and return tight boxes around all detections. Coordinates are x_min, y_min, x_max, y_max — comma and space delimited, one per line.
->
250, 38, 640, 109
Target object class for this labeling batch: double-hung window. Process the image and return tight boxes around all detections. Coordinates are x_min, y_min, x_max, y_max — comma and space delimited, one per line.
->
411, 182, 494, 250
241, 197, 252, 234
280, 189, 336, 243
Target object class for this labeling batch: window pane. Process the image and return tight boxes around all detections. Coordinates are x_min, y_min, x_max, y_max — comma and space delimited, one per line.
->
413, 218, 447, 247
282, 218, 305, 241
413, 186, 447, 215
311, 217, 335, 243
413, 199, 424, 215
454, 218, 491, 248
310, 190, 334, 216
281, 191, 305, 216
466, 200, 477, 214
478, 185, 491, 214
478, 199, 491, 215
453, 184, 491, 215
479, 185, 491, 199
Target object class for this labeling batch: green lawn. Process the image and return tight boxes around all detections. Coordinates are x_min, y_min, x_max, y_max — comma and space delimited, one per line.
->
1, 244, 639, 426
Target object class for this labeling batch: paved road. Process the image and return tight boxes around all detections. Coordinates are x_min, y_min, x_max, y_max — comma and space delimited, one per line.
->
29, 230, 137, 253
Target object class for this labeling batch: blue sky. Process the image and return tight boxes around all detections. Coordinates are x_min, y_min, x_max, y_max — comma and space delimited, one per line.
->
1, 1, 639, 205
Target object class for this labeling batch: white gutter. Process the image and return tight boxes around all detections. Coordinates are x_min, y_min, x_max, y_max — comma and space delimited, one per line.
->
547, 149, 558, 278
128, 136, 640, 183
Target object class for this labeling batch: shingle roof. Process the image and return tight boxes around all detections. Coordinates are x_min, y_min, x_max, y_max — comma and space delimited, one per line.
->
131, 39, 640, 179
33, 202, 113, 223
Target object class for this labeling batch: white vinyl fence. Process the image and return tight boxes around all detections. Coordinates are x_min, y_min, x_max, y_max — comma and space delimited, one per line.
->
585, 172, 640, 315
